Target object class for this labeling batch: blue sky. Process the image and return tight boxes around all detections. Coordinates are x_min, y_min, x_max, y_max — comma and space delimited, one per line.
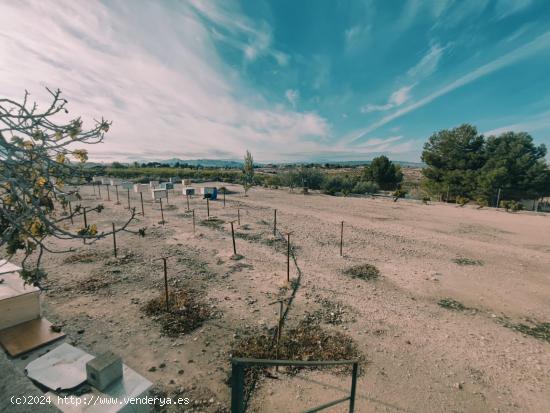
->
1, 0, 550, 162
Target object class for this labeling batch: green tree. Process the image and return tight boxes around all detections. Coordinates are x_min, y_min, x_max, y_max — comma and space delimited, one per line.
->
1, 89, 136, 284
242, 150, 254, 195
363, 155, 403, 190
421, 124, 486, 199
478, 132, 550, 201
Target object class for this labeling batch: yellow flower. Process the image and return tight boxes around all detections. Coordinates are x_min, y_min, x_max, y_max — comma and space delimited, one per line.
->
37, 177, 47, 187
89, 224, 98, 236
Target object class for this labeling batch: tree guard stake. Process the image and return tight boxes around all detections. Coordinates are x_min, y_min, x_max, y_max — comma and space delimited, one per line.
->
186, 194, 190, 211
192, 209, 196, 235
163, 257, 169, 312
115, 185, 120, 205
127, 188, 131, 209
274, 209, 277, 236
237, 208, 240, 226
140, 192, 144, 216
206, 198, 210, 219
106, 185, 110, 201
223, 188, 226, 207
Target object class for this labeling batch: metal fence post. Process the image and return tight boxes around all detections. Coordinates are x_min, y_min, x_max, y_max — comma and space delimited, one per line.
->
231, 362, 245, 413
349, 362, 358, 412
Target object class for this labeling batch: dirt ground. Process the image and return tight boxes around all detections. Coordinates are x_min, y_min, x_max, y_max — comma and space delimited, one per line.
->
27, 183, 550, 412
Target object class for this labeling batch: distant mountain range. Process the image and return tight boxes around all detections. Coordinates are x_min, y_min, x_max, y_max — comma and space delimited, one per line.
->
90, 158, 425, 168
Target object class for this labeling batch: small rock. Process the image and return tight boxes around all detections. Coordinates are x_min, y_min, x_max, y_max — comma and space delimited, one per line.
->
148, 366, 157, 372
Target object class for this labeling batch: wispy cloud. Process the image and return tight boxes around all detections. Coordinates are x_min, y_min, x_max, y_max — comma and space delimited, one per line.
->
349, 30, 550, 144
361, 84, 415, 113
494, 0, 533, 20
407, 43, 446, 78
484, 109, 550, 136
285, 89, 299, 108
0, 1, 324, 162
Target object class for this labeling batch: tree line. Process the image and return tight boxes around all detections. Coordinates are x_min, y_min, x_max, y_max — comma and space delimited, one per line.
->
421, 124, 550, 205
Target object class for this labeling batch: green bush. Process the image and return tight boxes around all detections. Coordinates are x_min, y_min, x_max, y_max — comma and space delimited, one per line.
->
322, 175, 356, 195
476, 197, 488, 208
456, 196, 469, 206
352, 180, 379, 195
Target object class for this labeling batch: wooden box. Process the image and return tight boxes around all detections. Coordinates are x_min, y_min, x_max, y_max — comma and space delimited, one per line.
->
0, 272, 41, 330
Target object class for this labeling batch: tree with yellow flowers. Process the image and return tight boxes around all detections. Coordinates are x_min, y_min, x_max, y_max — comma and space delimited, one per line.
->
1, 89, 136, 284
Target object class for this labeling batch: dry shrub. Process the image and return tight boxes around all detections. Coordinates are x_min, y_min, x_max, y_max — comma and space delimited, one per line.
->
343, 264, 380, 281
452, 258, 483, 266
438, 298, 466, 311
199, 218, 225, 230
233, 320, 361, 372
142, 290, 210, 336
63, 250, 109, 264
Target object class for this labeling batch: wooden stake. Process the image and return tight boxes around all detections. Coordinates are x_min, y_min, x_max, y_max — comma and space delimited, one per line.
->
68, 202, 73, 225
127, 188, 131, 209
192, 209, 196, 234
92, 183, 96, 195
274, 209, 277, 236
83, 207, 88, 227
223, 188, 226, 207
237, 208, 240, 226
98, 183, 102, 198
106, 185, 110, 201
206, 198, 210, 219
140, 192, 144, 216
230, 221, 237, 255
186, 194, 190, 211
112, 222, 117, 258
115, 185, 120, 205
340, 220, 344, 257
160, 197, 165, 225
166, 189, 169, 205
276, 300, 283, 371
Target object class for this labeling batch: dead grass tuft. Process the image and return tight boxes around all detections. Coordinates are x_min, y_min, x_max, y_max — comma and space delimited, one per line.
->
142, 290, 211, 336
199, 218, 225, 230
343, 264, 380, 281
498, 318, 550, 343
452, 257, 483, 266
438, 298, 467, 311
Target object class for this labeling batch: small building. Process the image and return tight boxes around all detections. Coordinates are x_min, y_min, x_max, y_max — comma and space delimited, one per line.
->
200, 187, 218, 200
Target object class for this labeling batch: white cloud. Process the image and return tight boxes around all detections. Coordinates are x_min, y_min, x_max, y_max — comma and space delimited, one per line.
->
285, 89, 300, 108
484, 110, 550, 136
407, 43, 445, 78
0, 1, 327, 162
361, 84, 415, 113
494, 0, 533, 20
349, 30, 550, 144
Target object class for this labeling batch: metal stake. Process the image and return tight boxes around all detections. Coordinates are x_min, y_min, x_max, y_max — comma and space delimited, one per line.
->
127, 188, 131, 209
163, 257, 170, 312
68, 202, 73, 224
160, 198, 165, 225
206, 198, 210, 218
106, 185, 110, 201
223, 188, 226, 207
192, 209, 196, 234
83, 207, 88, 227
112, 222, 117, 258
140, 192, 144, 216
286, 232, 291, 282
98, 183, 102, 198
237, 208, 240, 226
230, 221, 237, 255
186, 194, 190, 211
274, 209, 277, 236
115, 185, 120, 204
166, 190, 169, 205
340, 220, 344, 257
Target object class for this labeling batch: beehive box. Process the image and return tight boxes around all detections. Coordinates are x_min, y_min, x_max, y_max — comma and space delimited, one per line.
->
0, 271, 41, 330
151, 189, 167, 201
133, 184, 149, 193
149, 180, 159, 188
110, 178, 123, 186
182, 179, 192, 186
200, 187, 218, 200
92, 176, 104, 183
183, 187, 195, 196
159, 182, 174, 190
101, 178, 111, 185
121, 182, 133, 190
